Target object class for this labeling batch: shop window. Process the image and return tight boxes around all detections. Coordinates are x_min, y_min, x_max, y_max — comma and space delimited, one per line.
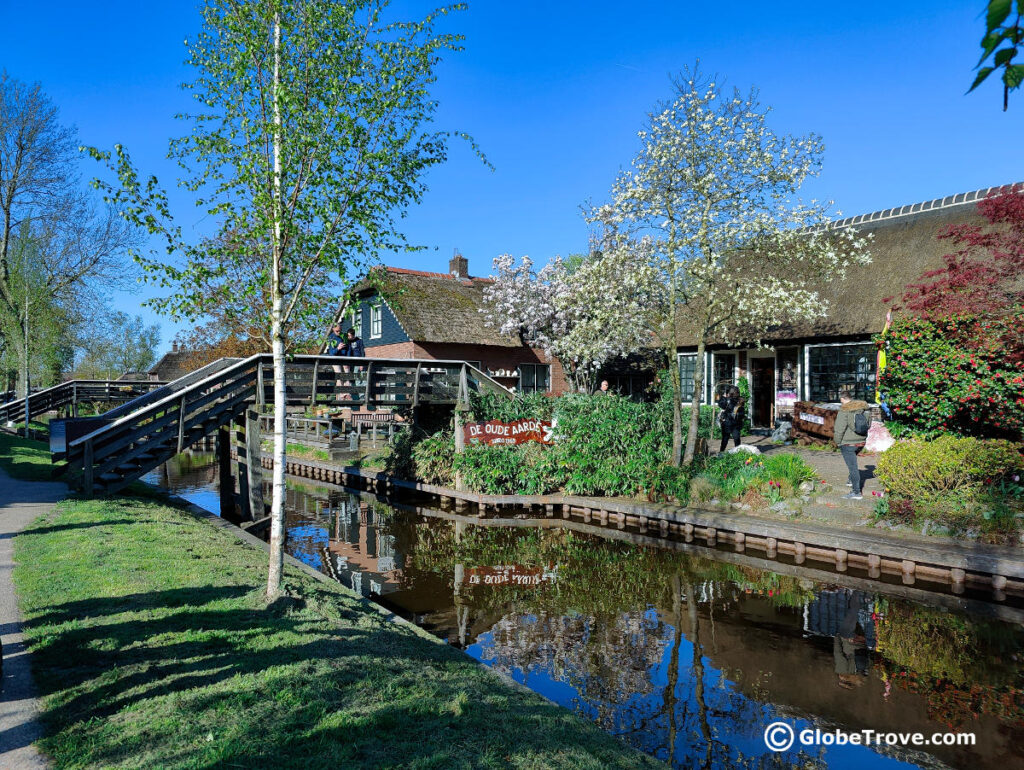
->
808, 344, 876, 403
775, 347, 800, 415
519, 364, 550, 394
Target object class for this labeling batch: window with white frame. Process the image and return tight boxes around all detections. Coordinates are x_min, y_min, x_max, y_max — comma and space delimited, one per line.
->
349, 307, 362, 338
518, 364, 550, 394
369, 304, 382, 338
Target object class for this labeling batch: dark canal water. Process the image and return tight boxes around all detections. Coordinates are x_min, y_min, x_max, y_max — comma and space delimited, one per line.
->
143, 454, 1024, 770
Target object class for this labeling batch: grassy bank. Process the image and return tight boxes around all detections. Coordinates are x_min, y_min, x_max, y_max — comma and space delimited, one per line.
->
0, 431, 61, 481
14, 496, 660, 769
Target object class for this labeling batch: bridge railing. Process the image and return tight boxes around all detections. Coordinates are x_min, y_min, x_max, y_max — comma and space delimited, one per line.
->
0, 380, 166, 425
64, 354, 510, 495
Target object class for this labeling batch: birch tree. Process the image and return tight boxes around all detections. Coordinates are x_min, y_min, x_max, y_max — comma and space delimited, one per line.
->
89, 0, 468, 598
483, 229, 660, 393
598, 70, 870, 465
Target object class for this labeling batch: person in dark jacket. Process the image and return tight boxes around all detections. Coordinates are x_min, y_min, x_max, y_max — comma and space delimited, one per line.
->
327, 323, 347, 355
344, 329, 365, 358
717, 385, 745, 453
834, 389, 872, 499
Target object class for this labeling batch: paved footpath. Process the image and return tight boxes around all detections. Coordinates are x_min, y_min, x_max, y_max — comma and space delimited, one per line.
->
0, 466, 65, 769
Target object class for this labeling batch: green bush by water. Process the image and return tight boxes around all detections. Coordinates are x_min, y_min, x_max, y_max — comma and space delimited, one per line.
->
875, 435, 1024, 537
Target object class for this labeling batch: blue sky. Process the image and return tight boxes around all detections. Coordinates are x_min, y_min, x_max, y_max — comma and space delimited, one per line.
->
6, 1, 1021, 353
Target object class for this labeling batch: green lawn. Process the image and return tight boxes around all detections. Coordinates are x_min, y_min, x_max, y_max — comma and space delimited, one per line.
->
14, 496, 661, 769
0, 431, 61, 481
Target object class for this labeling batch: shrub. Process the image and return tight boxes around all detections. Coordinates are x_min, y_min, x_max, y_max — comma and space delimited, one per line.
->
411, 431, 455, 486
876, 435, 1024, 534
876, 436, 1024, 500
876, 311, 1024, 440
382, 429, 416, 479
691, 451, 817, 504
549, 393, 677, 497
760, 453, 817, 488
469, 390, 555, 422
452, 443, 559, 495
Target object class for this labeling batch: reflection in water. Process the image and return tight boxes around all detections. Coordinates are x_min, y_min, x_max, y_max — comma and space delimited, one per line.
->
147, 455, 1024, 770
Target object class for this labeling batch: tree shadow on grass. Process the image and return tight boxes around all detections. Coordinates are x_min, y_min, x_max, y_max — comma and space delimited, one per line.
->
23, 584, 655, 769
1, 518, 139, 539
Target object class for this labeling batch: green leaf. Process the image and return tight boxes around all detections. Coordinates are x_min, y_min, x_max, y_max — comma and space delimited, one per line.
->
987, 0, 1013, 33
995, 46, 1018, 66
968, 66, 997, 92
1003, 63, 1024, 88
979, 30, 1003, 65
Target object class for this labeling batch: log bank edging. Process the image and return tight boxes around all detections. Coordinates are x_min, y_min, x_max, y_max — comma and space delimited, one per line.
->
250, 451, 1024, 598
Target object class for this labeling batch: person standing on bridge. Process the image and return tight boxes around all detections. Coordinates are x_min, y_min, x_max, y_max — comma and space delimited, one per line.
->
344, 328, 365, 358
327, 323, 347, 355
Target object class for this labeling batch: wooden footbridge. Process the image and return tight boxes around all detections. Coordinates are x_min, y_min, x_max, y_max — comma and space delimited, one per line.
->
57, 354, 509, 497
0, 379, 167, 424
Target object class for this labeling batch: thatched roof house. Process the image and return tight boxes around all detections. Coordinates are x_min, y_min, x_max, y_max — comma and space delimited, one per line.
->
147, 342, 195, 383
677, 184, 1017, 426
328, 254, 569, 394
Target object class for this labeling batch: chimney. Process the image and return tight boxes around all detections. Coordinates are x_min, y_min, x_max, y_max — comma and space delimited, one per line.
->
449, 249, 469, 279
172, 341, 179, 354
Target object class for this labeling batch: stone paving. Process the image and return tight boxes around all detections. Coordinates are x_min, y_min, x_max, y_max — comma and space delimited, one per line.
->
0, 466, 63, 769
738, 435, 884, 527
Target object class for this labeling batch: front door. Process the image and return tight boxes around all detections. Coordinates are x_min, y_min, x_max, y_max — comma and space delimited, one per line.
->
750, 358, 775, 428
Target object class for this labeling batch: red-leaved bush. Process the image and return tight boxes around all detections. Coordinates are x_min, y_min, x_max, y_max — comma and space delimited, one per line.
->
899, 187, 1024, 323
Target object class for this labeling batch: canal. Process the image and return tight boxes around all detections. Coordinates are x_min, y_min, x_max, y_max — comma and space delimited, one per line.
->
143, 453, 1024, 770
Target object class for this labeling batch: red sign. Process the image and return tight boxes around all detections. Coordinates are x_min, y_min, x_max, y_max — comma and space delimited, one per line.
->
463, 418, 554, 446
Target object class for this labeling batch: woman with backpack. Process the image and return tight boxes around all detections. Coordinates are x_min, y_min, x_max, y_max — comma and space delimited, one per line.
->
717, 385, 745, 453
833, 389, 873, 500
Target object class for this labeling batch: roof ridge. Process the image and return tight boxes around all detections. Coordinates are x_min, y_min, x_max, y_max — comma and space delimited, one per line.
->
384, 265, 493, 285
834, 182, 1022, 229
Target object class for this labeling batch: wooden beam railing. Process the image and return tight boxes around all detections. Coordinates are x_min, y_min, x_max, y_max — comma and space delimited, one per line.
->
63, 354, 512, 495
0, 379, 166, 425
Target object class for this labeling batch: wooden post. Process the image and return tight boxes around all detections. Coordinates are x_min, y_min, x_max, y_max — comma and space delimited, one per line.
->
217, 426, 234, 521
176, 394, 187, 454
83, 440, 94, 496
257, 358, 265, 406
363, 360, 375, 408
235, 417, 250, 520
244, 409, 265, 521
454, 364, 469, 492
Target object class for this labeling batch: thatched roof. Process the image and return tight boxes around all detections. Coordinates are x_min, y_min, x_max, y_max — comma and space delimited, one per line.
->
676, 184, 1015, 347
357, 267, 522, 348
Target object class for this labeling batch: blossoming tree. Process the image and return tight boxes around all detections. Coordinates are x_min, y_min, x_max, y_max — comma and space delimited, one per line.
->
599, 70, 871, 464
482, 228, 660, 393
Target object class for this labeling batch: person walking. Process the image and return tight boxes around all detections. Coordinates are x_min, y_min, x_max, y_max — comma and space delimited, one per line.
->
717, 385, 745, 453
834, 389, 872, 500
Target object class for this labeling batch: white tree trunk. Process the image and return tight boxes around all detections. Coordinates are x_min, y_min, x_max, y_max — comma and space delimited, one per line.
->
266, 11, 287, 599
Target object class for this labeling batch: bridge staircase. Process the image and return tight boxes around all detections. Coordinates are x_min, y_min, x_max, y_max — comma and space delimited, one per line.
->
60, 354, 510, 497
